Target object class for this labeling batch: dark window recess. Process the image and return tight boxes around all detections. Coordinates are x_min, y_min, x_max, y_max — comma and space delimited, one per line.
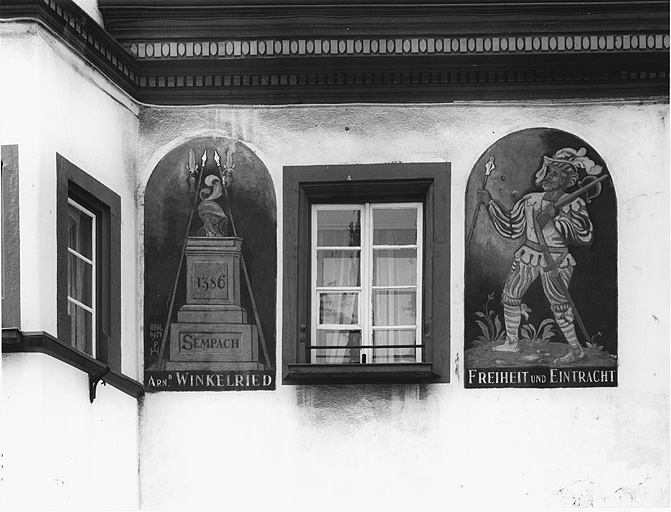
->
283, 163, 451, 384
56, 154, 121, 372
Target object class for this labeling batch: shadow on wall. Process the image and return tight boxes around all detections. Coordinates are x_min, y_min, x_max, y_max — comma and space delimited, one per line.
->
295, 383, 433, 420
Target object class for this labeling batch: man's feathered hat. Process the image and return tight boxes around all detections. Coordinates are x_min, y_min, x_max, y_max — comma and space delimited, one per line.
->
535, 147, 603, 187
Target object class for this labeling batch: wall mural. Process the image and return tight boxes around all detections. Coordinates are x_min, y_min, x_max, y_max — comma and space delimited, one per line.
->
464, 128, 617, 388
144, 137, 276, 391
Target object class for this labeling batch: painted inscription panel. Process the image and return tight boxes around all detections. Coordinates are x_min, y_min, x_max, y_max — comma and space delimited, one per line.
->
144, 137, 276, 391
464, 128, 617, 388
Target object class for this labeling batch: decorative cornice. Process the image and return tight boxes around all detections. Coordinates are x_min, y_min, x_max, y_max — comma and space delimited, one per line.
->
1, 0, 140, 96
127, 34, 670, 61
2, 0, 668, 104
98, 0, 671, 39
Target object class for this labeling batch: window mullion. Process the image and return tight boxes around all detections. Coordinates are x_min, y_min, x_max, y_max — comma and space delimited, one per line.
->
361, 203, 372, 363
68, 296, 94, 314
67, 247, 94, 266
91, 210, 97, 358
416, 204, 423, 362
67, 198, 97, 358
310, 206, 318, 364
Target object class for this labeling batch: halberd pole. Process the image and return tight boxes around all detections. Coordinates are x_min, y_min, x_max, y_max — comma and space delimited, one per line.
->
466, 155, 495, 248
156, 150, 207, 370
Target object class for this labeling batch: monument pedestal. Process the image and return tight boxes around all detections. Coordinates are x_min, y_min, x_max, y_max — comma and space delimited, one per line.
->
166, 237, 264, 371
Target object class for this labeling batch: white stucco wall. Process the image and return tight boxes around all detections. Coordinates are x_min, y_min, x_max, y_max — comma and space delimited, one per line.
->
1, 14, 668, 512
1, 22, 141, 511
0, 22, 141, 379
1, 353, 140, 511
137, 101, 669, 509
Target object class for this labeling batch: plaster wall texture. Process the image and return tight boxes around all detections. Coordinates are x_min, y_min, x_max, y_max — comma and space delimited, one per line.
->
138, 101, 669, 510
1, 353, 140, 510
0, 22, 142, 379
0, 15, 668, 512
0, 23, 141, 511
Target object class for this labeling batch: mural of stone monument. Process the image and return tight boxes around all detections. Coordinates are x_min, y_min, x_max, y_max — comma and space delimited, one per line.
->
144, 138, 276, 391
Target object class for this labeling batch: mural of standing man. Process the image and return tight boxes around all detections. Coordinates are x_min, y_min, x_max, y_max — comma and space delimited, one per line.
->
464, 129, 617, 388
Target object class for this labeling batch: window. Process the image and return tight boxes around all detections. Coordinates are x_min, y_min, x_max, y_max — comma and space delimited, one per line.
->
283, 163, 451, 384
67, 198, 97, 356
57, 155, 121, 371
312, 203, 423, 365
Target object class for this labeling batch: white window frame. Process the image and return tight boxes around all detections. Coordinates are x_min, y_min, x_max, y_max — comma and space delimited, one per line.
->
310, 202, 423, 364
67, 197, 97, 357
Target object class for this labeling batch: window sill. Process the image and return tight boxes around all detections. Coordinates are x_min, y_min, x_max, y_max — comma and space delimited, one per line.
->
285, 362, 438, 385
2, 328, 144, 400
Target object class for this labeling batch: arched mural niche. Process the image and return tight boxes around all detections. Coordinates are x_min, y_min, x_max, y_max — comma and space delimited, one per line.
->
143, 137, 277, 391
464, 128, 617, 389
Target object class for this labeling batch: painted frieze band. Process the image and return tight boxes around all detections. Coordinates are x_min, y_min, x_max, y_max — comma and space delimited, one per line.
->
127, 33, 670, 60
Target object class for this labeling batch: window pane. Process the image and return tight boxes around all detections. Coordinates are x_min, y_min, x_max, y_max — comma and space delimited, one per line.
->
317, 209, 361, 247
373, 330, 417, 363
319, 292, 359, 325
373, 208, 417, 245
313, 330, 361, 364
373, 290, 416, 326
69, 301, 93, 354
373, 249, 417, 286
68, 253, 93, 307
317, 250, 360, 287
68, 204, 94, 259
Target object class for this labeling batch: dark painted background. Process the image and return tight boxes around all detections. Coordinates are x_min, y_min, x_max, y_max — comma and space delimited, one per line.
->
464, 128, 618, 355
144, 137, 277, 374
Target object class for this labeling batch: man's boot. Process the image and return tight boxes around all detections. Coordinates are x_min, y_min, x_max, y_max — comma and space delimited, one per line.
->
553, 305, 586, 363
493, 299, 521, 352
